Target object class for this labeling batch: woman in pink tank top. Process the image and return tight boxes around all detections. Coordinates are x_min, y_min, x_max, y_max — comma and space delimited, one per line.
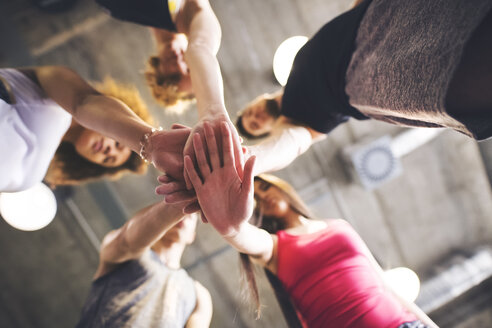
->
164, 123, 438, 328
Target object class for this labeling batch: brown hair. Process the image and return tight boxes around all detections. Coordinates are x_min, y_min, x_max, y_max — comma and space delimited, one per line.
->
240, 174, 313, 326
144, 56, 195, 109
44, 77, 153, 187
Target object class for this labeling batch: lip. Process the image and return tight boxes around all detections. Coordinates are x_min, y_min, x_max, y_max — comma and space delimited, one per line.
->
92, 138, 103, 154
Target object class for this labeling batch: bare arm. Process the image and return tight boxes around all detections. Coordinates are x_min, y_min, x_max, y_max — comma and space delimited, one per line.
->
33, 66, 153, 152
185, 281, 213, 328
247, 118, 324, 175
175, 0, 244, 186
95, 201, 187, 279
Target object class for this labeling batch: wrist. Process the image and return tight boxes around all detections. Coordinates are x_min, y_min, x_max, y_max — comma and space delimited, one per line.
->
139, 127, 163, 163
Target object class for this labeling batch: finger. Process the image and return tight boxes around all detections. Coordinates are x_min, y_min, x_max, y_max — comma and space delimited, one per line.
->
221, 122, 235, 168
204, 122, 220, 170
184, 155, 203, 189
155, 181, 186, 195
171, 123, 189, 129
193, 133, 211, 178
157, 174, 173, 183
241, 155, 256, 196
230, 122, 245, 178
184, 169, 192, 190
164, 191, 197, 203
200, 210, 208, 223
183, 202, 201, 214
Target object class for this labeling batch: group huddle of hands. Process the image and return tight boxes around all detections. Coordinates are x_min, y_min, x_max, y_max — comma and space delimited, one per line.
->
148, 115, 256, 236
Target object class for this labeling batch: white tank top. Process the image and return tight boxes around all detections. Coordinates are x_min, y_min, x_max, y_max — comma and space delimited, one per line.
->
0, 69, 71, 192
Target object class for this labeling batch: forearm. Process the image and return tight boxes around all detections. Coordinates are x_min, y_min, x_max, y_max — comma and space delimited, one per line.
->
248, 125, 313, 175
122, 202, 184, 252
222, 223, 273, 263
75, 95, 153, 152
34, 66, 153, 152
183, 0, 226, 119
101, 202, 185, 263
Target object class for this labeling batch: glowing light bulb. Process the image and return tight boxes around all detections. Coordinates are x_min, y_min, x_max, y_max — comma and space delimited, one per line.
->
0, 183, 57, 231
384, 267, 421, 302
273, 36, 308, 86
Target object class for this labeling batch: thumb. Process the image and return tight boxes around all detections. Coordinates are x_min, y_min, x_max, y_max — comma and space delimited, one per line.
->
171, 123, 189, 130
241, 155, 256, 196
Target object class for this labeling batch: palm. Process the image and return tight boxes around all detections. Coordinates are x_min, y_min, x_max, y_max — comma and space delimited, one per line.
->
194, 166, 253, 236
183, 115, 244, 188
185, 122, 255, 237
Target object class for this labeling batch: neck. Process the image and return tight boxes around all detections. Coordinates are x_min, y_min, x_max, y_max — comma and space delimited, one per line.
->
153, 240, 186, 270
62, 121, 82, 144
283, 210, 306, 229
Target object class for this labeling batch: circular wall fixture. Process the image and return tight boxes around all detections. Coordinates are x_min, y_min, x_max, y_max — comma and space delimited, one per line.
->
273, 36, 308, 86
0, 183, 57, 231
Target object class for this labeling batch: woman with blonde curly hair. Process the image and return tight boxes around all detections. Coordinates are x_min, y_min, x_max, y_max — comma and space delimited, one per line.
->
1, 66, 191, 191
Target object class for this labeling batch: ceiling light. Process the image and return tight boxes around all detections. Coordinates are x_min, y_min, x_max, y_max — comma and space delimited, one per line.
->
0, 182, 57, 231
273, 36, 308, 86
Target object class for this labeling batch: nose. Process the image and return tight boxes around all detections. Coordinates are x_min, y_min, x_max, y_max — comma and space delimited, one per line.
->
103, 139, 116, 155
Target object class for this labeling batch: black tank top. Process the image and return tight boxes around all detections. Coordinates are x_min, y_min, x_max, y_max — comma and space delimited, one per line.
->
96, 0, 177, 31
281, 0, 372, 134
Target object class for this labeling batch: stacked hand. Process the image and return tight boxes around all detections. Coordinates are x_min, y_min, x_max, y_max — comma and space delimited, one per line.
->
158, 122, 256, 236
148, 124, 191, 181
182, 114, 245, 190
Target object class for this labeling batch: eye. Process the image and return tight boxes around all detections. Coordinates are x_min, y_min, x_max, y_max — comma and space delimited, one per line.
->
103, 157, 109, 164
259, 182, 271, 191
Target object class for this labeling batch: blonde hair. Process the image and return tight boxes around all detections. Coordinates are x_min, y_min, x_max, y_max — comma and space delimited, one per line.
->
45, 77, 154, 187
144, 56, 195, 112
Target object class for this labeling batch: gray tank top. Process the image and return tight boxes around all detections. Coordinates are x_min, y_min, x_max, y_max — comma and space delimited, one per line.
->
76, 250, 196, 328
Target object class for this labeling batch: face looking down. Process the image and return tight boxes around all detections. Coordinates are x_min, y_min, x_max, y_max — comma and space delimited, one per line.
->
73, 129, 132, 168
240, 95, 280, 137
254, 179, 290, 218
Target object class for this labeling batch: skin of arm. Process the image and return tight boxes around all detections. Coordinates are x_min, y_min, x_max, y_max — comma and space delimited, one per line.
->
33, 66, 153, 153
359, 236, 439, 328
185, 281, 213, 328
32, 65, 193, 178
173, 0, 244, 187
94, 201, 188, 279
247, 118, 325, 176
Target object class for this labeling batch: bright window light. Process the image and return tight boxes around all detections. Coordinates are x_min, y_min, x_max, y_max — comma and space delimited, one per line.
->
0, 183, 57, 231
273, 36, 308, 86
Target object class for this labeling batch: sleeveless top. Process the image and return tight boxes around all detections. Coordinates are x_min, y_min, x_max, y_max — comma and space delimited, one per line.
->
276, 220, 416, 328
281, 0, 371, 134
76, 250, 197, 328
0, 69, 71, 192
345, 0, 492, 140
96, 0, 178, 31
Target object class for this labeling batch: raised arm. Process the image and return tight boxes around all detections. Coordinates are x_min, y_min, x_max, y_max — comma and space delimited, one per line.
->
31, 66, 192, 178
247, 118, 324, 175
95, 200, 192, 279
33, 66, 152, 153
173, 0, 244, 186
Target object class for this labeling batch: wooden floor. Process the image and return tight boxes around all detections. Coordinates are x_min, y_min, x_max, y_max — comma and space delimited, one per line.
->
1, 0, 492, 327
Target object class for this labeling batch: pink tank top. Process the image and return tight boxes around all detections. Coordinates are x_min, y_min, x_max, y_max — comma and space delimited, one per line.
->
276, 219, 416, 328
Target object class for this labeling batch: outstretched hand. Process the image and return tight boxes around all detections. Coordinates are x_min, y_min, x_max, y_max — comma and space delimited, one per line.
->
149, 124, 191, 180
182, 114, 245, 190
184, 121, 255, 237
